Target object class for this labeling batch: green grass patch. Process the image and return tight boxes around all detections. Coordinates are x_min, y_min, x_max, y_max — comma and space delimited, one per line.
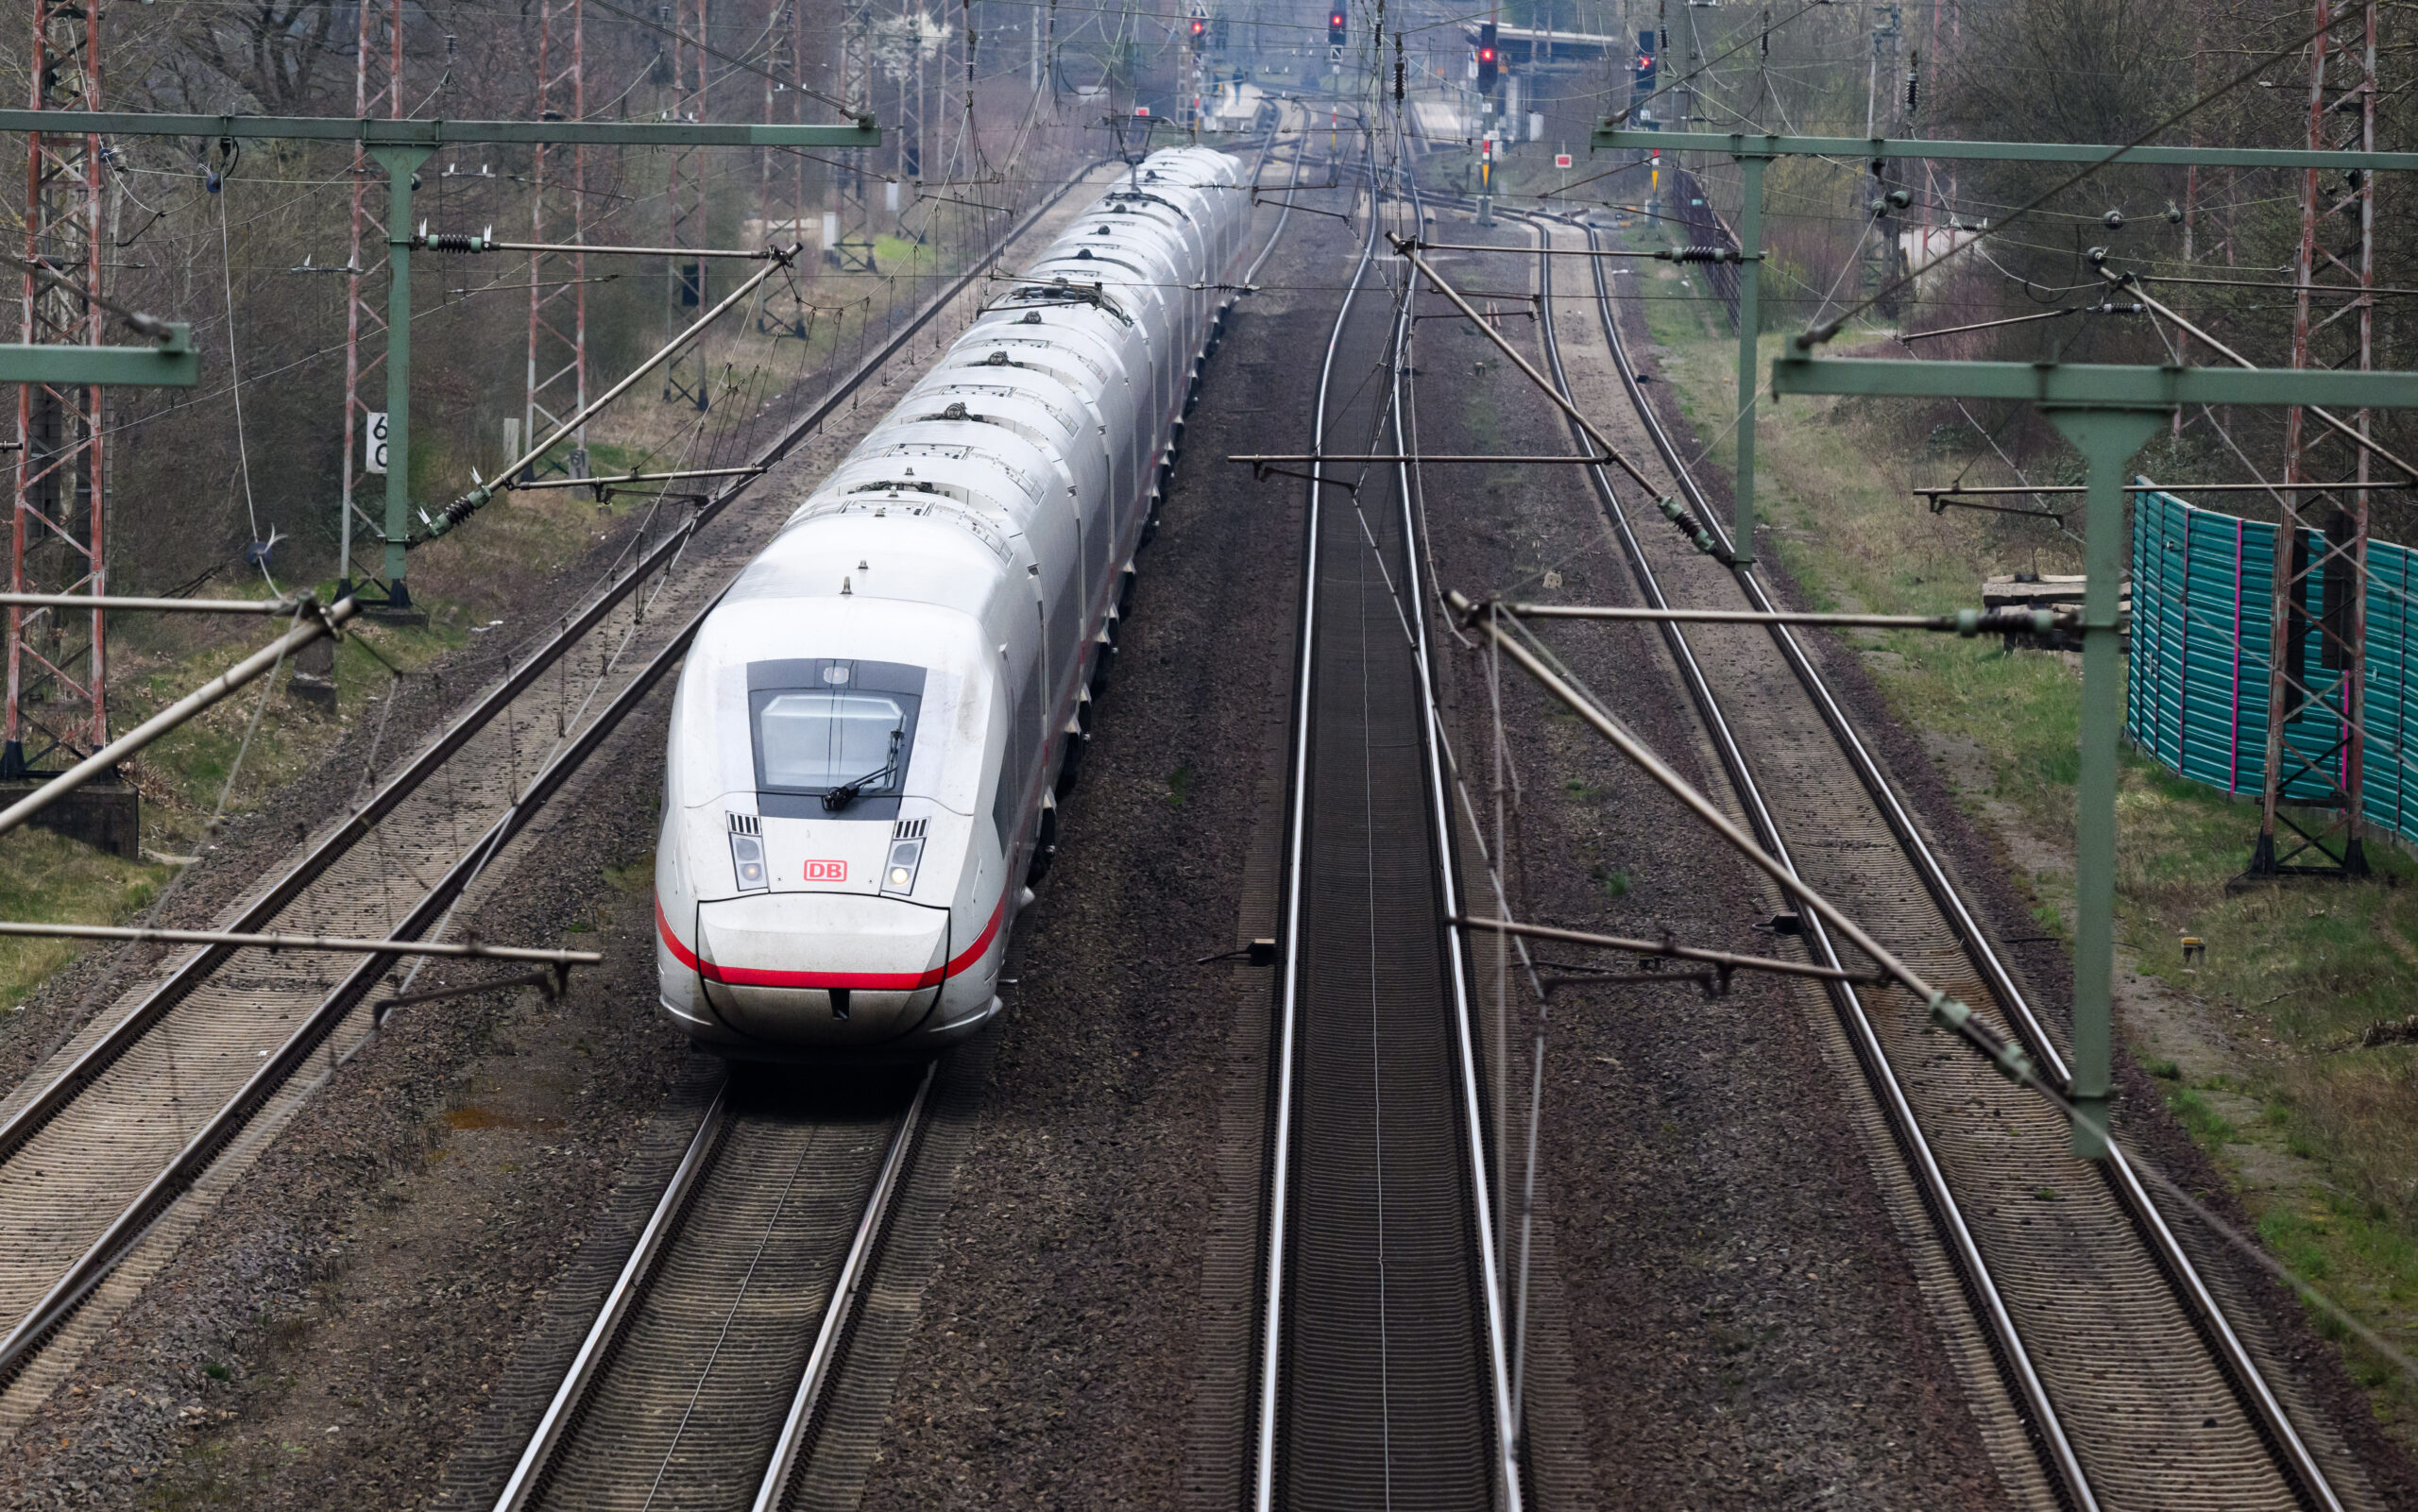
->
2164, 1084, 2239, 1146
1636, 247, 2418, 1449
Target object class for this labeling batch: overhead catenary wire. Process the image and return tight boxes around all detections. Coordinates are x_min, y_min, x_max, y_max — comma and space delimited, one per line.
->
1796, 12, 2346, 351
217, 179, 277, 593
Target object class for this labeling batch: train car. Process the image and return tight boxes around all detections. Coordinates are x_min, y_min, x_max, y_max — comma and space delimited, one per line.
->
655, 148, 1252, 1058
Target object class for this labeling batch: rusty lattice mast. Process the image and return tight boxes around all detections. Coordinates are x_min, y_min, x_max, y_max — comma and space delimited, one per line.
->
339, 0, 406, 597
528, 0, 589, 476
662, 0, 713, 410
5, 0, 109, 778
2251, 0, 2378, 879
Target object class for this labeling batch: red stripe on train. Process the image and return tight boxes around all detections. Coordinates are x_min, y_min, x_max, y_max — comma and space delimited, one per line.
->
655, 893, 1003, 991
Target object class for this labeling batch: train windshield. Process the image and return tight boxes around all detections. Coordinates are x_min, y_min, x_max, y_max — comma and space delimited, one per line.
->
757, 692, 908, 791
745, 659, 928, 814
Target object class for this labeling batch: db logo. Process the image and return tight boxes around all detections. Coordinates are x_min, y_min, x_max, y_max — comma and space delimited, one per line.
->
804, 859, 847, 882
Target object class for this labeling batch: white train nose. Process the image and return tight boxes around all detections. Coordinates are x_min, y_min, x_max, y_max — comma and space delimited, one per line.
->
691, 892, 950, 1045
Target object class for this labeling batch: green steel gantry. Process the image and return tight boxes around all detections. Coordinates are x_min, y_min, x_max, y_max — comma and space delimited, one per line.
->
1575, 125, 2417, 1159
1589, 127, 2418, 563
1766, 361, 2418, 1160
0, 328, 195, 388
2, 110, 882, 607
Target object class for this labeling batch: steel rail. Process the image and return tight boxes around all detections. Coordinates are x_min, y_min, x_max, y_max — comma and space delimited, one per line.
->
1390, 159, 1526, 1512
1576, 214, 2343, 1512
487, 1081, 735, 1512
1251, 127, 1380, 1512
0, 162, 1109, 1386
0, 159, 1102, 1180
748, 1061, 938, 1512
485, 1064, 932, 1512
1515, 212, 2102, 1510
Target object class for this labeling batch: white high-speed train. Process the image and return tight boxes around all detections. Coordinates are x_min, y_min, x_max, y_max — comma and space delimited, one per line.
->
656, 147, 1252, 1057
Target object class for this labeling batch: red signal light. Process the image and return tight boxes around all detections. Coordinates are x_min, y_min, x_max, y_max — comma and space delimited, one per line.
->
1478, 45, 1495, 61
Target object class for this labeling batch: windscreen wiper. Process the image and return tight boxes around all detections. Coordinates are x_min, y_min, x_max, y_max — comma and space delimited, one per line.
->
821, 728, 904, 812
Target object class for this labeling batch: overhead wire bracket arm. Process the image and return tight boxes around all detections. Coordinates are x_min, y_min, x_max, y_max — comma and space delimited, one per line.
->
1915, 481, 2413, 497
0, 592, 317, 615
416, 232, 782, 260
417, 250, 796, 543
1448, 590, 2040, 1091
0, 921, 604, 967
1230, 452, 1621, 467
507, 465, 767, 496
1899, 308, 2076, 343
1388, 238, 1661, 492
1481, 599, 2085, 637
0, 596, 360, 841
1405, 238, 1758, 262
1448, 914, 1885, 985
2099, 263, 2418, 481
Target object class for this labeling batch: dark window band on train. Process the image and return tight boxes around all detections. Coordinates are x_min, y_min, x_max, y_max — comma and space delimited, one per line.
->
745, 658, 927, 821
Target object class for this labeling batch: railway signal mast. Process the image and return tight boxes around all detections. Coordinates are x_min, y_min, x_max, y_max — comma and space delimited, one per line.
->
1188, 9, 1208, 132
6, 0, 111, 781
2252, 0, 2380, 880
1475, 21, 1499, 224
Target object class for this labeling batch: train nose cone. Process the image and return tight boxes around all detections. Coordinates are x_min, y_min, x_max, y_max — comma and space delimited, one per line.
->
694, 892, 949, 1046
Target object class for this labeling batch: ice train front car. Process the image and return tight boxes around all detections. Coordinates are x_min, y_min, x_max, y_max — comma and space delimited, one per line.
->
653, 148, 1249, 1058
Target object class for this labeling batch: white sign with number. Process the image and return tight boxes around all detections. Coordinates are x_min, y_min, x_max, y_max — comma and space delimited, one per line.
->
365, 411, 389, 475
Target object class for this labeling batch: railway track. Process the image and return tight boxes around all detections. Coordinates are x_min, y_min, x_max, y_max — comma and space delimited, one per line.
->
0, 161, 1121, 1423
1252, 130, 1520, 1511
1501, 207, 2374, 1508
487, 1065, 933, 1512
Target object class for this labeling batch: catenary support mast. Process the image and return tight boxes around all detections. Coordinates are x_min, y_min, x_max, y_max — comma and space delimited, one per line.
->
2253, 0, 2379, 879
341, 0, 405, 601
5, 0, 109, 777
663, 0, 712, 410
528, 0, 590, 480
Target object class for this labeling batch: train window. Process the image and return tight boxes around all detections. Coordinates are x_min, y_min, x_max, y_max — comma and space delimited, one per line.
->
746, 658, 927, 817
757, 693, 909, 793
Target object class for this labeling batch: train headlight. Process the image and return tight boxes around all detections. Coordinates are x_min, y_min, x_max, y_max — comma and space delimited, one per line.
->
728, 831, 769, 892
882, 836, 925, 895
